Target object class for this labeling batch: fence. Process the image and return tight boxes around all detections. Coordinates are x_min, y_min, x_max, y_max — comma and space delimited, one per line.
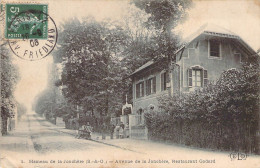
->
145, 114, 259, 154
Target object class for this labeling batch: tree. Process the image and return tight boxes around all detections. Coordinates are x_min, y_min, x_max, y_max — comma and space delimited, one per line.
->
119, 4, 157, 104
34, 89, 55, 119
33, 63, 65, 124
17, 103, 27, 121
132, 0, 193, 62
54, 17, 129, 120
1, 43, 19, 135
131, 0, 193, 96
121, 4, 156, 72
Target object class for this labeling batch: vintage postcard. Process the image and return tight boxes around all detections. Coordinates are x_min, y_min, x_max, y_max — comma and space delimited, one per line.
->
0, 0, 259, 167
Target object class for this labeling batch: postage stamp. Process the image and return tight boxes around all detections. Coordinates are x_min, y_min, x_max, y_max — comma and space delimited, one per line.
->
4, 3, 58, 61
5, 3, 48, 39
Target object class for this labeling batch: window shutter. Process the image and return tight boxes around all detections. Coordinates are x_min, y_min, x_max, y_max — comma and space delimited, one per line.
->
141, 82, 144, 97
153, 77, 156, 93
203, 70, 208, 86
188, 68, 192, 87
166, 72, 169, 82
165, 72, 168, 89
145, 80, 149, 96
136, 84, 140, 98
161, 73, 164, 91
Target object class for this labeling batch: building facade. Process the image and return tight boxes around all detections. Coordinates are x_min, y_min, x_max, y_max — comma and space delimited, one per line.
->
128, 24, 257, 139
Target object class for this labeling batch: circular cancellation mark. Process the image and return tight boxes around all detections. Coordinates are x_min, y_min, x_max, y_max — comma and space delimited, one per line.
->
8, 10, 58, 61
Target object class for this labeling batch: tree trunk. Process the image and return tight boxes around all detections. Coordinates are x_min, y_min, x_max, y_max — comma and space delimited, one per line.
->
105, 94, 109, 116
1, 117, 7, 135
0, 112, 2, 136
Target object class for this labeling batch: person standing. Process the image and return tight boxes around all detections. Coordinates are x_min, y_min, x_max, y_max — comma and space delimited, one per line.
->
110, 124, 115, 139
115, 123, 120, 139
101, 123, 107, 140
119, 122, 125, 139
85, 122, 92, 139
125, 122, 129, 138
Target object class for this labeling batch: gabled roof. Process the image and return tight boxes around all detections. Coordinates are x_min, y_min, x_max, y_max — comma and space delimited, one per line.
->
130, 23, 257, 77
183, 23, 239, 44
183, 23, 256, 55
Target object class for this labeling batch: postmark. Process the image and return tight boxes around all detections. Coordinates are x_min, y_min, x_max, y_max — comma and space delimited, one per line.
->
6, 4, 57, 61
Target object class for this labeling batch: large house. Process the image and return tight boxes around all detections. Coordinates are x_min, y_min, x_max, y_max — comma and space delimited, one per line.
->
127, 24, 257, 139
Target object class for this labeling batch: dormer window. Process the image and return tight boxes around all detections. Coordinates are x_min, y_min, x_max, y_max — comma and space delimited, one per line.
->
209, 40, 220, 57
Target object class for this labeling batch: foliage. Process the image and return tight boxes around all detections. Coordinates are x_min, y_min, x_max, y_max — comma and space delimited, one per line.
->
33, 89, 56, 119
132, 0, 193, 62
145, 63, 260, 153
121, 5, 156, 72
1, 43, 20, 134
53, 17, 129, 119
132, 0, 192, 30
1, 45, 19, 114
17, 103, 27, 121
120, 4, 157, 104
39, 1, 193, 131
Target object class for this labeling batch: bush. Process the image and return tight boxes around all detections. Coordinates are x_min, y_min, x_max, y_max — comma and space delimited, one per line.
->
145, 63, 259, 153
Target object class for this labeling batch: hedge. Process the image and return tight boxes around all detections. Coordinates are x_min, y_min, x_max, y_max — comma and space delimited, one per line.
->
145, 63, 259, 154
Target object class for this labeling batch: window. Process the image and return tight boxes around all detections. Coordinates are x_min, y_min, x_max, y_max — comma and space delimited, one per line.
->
209, 40, 220, 57
192, 69, 202, 87
188, 68, 208, 87
136, 82, 144, 98
161, 72, 168, 91
234, 53, 241, 63
241, 55, 246, 63
146, 77, 156, 95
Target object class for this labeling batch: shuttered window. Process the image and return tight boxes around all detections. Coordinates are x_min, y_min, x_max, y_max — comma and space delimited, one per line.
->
146, 77, 156, 95
136, 82, 144, 98
152, 77, 156, 93
146, 79, 151, 95
136, 83, 140, 98
161, 72, 167, 91
188, 68, 208, 87
141, 82, 144, 97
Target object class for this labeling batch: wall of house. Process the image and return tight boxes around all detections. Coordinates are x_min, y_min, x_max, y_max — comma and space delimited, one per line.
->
132, 68, 169, 114
132, 36, 250, 112
178, 37, 247, 92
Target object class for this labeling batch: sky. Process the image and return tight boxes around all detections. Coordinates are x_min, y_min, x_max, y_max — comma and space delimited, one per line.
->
12, 0, 260, 111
